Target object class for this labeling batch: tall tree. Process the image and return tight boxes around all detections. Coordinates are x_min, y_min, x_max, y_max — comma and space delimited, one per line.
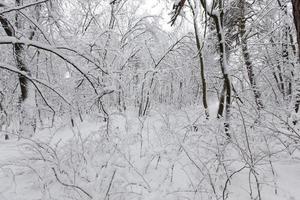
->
170, 0, 231, 136
238, 0, 263, 110
292, 0, 300, 60
0, 1, 29, 103
199, 0, 231, 136
292, 0, 300, 115
187, 0, 209, 119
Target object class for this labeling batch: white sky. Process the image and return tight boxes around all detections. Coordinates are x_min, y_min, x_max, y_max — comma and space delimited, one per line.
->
138, 0, 174, 31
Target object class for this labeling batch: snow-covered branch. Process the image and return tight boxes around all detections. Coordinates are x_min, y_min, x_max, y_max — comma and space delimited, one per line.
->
0, 62, 70, 106
0, 36, 98, 94
0, 0, 49, 15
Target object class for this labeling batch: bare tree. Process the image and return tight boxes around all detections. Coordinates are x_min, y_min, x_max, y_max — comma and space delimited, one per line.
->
292, 0, 300, 115
292, 0, 300, 60
238, 0, 263, 110
0, 2, 29, 103
199, 0, 231, 137
187, 0, 209, 119
170, 0, 231, 136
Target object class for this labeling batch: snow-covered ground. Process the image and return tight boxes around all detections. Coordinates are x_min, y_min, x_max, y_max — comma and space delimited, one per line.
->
0, 107, 300, 200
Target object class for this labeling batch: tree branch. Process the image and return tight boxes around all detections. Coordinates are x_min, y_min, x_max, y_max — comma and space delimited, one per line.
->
0, 62, 71, 106
52, 167, 92, 199
0, 0, 49, 15
0, 36, 98, 94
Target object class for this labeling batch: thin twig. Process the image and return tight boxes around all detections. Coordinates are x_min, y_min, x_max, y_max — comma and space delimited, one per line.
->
52, 167, 92, 199
0, 0, 49, 15
222, 166, 246, 200
104, 170, 117, 200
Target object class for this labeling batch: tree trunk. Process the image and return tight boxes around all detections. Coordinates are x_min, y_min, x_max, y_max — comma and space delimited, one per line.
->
292, 0, 300, 114
188, 0, 209, 119
292, 0, 300, 60
238, 0, 263, 110
200, 0, 231, 137
0, 0, 31, 137
15, 0, 28, 103
0, 16, 28, 103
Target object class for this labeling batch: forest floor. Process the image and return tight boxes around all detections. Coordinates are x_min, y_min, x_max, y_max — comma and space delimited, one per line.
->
0, 106, 300, 200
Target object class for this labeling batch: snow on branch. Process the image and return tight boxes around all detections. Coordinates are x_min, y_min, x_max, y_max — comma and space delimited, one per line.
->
0, 0, 49, 15
0, 36, 98, 94
170, 0, 187, 26
56, 46, 108, 75
0, 62, 70, 109
52, 167, 93, 199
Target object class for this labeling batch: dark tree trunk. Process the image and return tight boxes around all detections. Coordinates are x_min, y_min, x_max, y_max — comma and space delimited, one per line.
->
238, 0, 263, 110
0, 16, 28, 102
199, 0, 231, 137
292, 0, 300, 60
292, 0, 300, 114
188, 0, 209, 119
0, 0, 30, 138
15, 0, 28, 103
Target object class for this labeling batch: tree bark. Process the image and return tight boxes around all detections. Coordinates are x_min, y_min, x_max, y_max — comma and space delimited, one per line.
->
200, 0, 231, 137
238, 0, 263, 110
188, 0, 209, 119
0, 15, 28, 102
292, 0, 300, 114
292, 0, 300, 60
0, 0, 31, 137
